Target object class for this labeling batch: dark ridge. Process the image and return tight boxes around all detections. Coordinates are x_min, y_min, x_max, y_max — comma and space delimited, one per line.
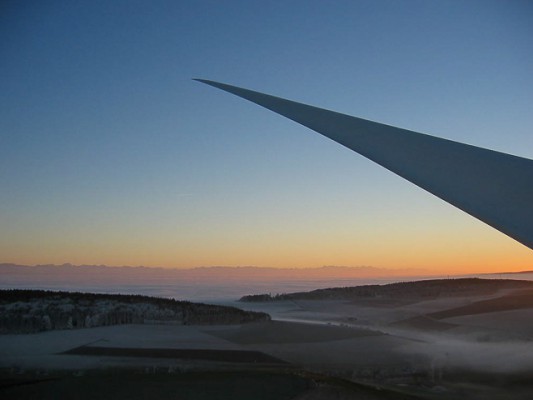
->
239, 278, 533, 302
0, 289, 242, 312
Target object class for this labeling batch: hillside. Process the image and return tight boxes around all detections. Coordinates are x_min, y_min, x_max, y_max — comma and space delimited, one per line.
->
239, 278, 533, 302
0, 290, 269, 334
427, 289, 533, 319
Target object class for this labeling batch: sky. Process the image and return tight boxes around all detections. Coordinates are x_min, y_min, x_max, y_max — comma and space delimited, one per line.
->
1, 0, 532, 274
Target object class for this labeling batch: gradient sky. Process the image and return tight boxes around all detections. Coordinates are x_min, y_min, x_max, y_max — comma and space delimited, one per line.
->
1, 0, 532, 274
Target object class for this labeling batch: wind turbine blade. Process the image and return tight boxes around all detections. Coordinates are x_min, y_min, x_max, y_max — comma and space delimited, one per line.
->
195, 79, 533, 250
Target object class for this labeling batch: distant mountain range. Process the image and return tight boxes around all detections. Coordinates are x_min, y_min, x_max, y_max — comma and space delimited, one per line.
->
0, 263, 427, 287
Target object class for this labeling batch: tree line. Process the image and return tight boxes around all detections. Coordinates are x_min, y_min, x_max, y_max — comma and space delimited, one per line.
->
0, 289, 270, 333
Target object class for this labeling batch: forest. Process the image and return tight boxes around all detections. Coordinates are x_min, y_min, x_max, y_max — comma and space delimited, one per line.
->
0, 289, 269, 333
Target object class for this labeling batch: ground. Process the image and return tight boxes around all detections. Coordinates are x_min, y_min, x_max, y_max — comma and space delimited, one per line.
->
2, 283, 533, 399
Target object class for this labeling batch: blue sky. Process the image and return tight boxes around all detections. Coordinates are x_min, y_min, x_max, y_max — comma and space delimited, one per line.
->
1, 0, 532, 271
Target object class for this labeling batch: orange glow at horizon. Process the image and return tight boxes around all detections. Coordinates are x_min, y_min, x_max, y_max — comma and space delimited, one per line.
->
3, 222, 531, 276
2, 179, 531, 277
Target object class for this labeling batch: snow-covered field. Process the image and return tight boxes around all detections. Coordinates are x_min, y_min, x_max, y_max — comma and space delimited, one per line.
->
0, 324, 244, 371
